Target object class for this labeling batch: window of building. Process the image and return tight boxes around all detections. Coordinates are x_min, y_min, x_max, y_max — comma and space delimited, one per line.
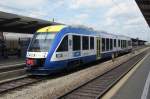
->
90, 37, 94, 49
57, 36, 68, 52
106, 38, 109, 51
82, 36, 89, 50
73, 35, 81, 51
102, 38, 105, 51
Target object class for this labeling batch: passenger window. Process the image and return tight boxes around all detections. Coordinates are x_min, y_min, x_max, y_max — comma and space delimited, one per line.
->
110, 39, 113, 50
102, 38, 105, 51
123, 40, 124, 48
57, 36, 68, 52
106, 38, 109, 51
121, 40, 123, 48
82, 36, 89, 50
73, 35, 81, 51
114, 39, 116, 47
128, 41, 131, 46
118, 40, 120, 47
90, 37, 94, 49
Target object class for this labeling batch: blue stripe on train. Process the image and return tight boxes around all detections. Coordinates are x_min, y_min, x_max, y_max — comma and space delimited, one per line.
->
40, 55, 96, 70
29, 52, 115, 75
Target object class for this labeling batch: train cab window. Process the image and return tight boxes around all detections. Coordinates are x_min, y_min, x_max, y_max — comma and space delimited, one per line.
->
57, 36, 68, 52
102, 38, 105, 51
110, 39, 113, 50
114, 39, 116, 47
82, 36, 89, 50
73, 35, 81, 51
90, 37, 94, 49
106, 38, 109, 51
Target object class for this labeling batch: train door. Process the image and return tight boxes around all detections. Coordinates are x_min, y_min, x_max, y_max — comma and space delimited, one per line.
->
96, 37, 101, 59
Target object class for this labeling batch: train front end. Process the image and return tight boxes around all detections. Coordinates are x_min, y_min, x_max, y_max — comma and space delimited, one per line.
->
26, 25, 65, 75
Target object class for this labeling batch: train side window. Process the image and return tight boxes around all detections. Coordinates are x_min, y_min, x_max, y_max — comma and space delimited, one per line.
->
118, 40, 120, 47
128, 41, 131, 46
57, 36, 68, 52
82, 36, 89, 50
114, 39, 116, 47
106, 38, 109, 51
123, 40, 124, 48
121, 40, 122, 48
73, 35, 81, 51
102, 38, 105, 51
90, 37, 94, 49
110, 39, 113, 50
120, 40, 122, 48
124, 40, 127, 48
122, 40, 124, 48
121, 40, 123, 48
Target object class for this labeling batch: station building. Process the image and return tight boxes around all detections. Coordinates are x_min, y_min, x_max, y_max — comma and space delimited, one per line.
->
0, 11, 60, 59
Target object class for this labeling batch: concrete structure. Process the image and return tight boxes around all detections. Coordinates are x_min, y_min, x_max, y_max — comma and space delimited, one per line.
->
132, 38, 147, 46
0, 32, 5, 58
0, 11, 61, 58
136, 0, 150, 27
0, 11, 62, 33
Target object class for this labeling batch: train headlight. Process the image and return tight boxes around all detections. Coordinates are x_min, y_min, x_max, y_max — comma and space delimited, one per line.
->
26, 59, 35, 66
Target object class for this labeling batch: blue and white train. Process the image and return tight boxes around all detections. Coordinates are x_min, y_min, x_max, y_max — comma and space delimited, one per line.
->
26, 25, 132, 75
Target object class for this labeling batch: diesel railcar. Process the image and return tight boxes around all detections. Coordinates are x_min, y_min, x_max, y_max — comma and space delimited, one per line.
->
26, 25, 132, 75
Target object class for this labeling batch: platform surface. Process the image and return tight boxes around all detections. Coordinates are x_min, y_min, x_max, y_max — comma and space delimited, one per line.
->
110, 52, 150, 99
0, 56, 25, 66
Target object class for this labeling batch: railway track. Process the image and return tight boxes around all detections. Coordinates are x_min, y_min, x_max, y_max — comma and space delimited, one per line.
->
0, 47, 147, 97
0, 64, 26, 83
0, 76, 43, 94
0, 63, 25, 73
59, 50, 147, 99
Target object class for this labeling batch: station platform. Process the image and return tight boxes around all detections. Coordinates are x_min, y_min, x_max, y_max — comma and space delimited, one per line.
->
0, 56, 25, 66
102, 51, 150, 99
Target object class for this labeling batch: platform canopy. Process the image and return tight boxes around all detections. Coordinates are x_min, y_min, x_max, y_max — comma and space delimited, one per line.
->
0, 11, 61, 33
136, 0, 150, 27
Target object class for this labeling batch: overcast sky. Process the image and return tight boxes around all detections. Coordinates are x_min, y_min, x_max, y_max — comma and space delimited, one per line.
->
0, 0, 150, 42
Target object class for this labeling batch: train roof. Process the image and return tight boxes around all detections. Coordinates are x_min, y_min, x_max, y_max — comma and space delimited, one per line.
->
37, 25, 131, 40
67, 26, 131, 40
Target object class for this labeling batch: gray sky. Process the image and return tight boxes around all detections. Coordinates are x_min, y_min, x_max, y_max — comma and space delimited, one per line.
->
0, 0, 149, 42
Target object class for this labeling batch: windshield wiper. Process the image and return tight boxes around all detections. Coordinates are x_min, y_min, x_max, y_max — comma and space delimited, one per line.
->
44, 32, 49, 41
